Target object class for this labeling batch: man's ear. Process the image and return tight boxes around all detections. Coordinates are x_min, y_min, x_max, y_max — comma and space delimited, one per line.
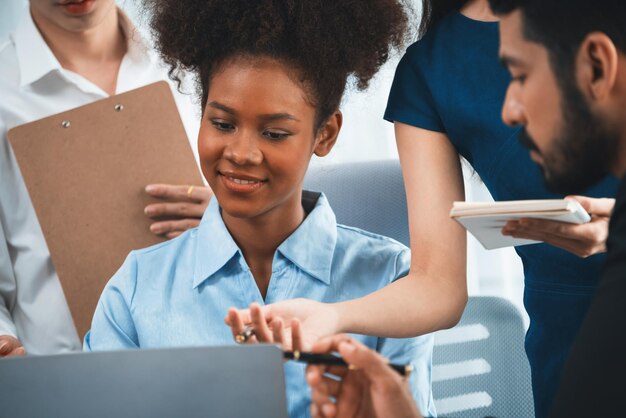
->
313, 111, 342, 157
576, 32, 619, 102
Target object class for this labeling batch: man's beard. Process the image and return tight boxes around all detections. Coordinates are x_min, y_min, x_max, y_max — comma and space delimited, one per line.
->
518, 79, 619, 195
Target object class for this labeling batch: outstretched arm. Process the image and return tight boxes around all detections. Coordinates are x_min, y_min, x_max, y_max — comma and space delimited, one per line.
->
226, 123, 468, 340
335, 122, 467, 336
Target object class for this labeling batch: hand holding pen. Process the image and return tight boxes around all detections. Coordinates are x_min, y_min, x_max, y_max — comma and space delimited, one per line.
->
283, 350, 412, 377
307, 335, 423, 418
228, 304, 411, 377
228, 314, 420, 418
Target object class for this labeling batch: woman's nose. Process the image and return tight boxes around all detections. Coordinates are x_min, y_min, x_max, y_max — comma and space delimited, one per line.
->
223, 131, 263, 165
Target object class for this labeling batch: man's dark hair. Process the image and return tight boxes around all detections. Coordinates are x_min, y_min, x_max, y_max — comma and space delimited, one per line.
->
141, 0, 412, 130
490, 0, 626, 194
489, 0, 626, 85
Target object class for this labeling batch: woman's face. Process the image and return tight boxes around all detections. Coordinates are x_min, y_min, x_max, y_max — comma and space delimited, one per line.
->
198, 56, 338, 223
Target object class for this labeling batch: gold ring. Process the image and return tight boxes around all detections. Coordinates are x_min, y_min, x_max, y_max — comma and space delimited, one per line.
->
186, 185, 195, 200
235, 326, 255, 344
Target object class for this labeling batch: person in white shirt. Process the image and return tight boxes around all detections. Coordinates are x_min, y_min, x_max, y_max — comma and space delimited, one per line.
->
0, 0, 211, 357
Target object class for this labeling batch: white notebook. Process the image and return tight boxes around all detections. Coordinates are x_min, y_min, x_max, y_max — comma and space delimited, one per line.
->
450, 199, 591, 250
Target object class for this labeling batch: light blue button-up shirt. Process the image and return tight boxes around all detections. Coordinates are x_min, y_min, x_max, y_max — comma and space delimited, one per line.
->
85, 193, 436, 417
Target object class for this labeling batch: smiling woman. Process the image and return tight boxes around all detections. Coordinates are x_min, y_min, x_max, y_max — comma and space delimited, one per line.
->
200, 56, 339, 254
84, 1, 437, 417
133, 0, 413, 295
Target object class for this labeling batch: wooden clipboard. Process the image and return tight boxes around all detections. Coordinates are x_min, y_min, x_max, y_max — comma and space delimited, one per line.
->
7, 81, 204, 339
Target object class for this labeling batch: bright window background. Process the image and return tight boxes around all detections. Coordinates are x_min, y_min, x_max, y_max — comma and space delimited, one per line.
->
0, 0, 527, 326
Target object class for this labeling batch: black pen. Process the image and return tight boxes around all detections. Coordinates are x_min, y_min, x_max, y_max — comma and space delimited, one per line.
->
283, 350, 413, 377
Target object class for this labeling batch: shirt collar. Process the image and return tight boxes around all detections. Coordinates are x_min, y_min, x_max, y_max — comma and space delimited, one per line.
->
13, 8, 153, 89
277, 192, 337, 285
192, 192, 338, 288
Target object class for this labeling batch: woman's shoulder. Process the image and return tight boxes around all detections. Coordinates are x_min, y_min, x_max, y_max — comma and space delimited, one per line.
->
400, 34, 438, 69
333, 224, 411, 281
401, 12, 491, 69
335, 224, 408, 255
133, 227, 198, 257
116, 227, 200, 284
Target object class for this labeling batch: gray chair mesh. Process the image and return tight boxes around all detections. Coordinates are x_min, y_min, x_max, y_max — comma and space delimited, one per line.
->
432, 296, 534, 418
303, 160, 410, 246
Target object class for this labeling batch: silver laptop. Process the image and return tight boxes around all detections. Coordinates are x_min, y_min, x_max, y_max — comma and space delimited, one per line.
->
0, 345, 289, 418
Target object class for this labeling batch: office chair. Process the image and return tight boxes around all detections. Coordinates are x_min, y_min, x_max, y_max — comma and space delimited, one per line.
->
303, 159, 409, 246
432, 296, 534, 418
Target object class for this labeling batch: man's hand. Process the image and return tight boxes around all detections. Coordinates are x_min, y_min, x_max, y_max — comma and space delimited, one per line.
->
307, 335, 422, 418
224, 299, 341, 351
0, 335, 25, 357
503, 196, 614, 258
144, 184, 212, 239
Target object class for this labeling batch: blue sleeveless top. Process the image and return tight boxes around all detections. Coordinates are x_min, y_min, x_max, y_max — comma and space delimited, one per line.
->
385, 12, 619, 418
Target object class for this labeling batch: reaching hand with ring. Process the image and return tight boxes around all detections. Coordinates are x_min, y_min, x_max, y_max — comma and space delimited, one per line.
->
227, 303, 304, 352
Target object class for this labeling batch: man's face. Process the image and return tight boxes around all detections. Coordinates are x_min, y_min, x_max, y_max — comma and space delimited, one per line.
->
30, 0, 116, 32
499, 10, 618, 194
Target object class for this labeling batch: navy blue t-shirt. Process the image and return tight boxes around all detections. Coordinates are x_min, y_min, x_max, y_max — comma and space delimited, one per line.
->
385, 12, 619, 418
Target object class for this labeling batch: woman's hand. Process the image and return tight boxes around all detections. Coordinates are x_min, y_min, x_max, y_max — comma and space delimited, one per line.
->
307, 335, 422, 418
503, 196, 614, 258
144, 184, 212, 239
226, 303, 304, 351
0, 335, 25, 357
225, 299, 341, 351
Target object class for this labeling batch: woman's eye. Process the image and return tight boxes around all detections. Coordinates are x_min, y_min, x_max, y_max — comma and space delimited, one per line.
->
211, 120, 235, 131
263, 130, 290, 140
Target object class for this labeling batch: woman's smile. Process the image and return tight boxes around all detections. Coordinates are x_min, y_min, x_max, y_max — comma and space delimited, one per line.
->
218, 171, 267, 194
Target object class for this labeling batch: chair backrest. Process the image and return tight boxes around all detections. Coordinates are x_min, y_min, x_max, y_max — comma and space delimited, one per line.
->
304, 159, 410, 246
432, 296, 534, 417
